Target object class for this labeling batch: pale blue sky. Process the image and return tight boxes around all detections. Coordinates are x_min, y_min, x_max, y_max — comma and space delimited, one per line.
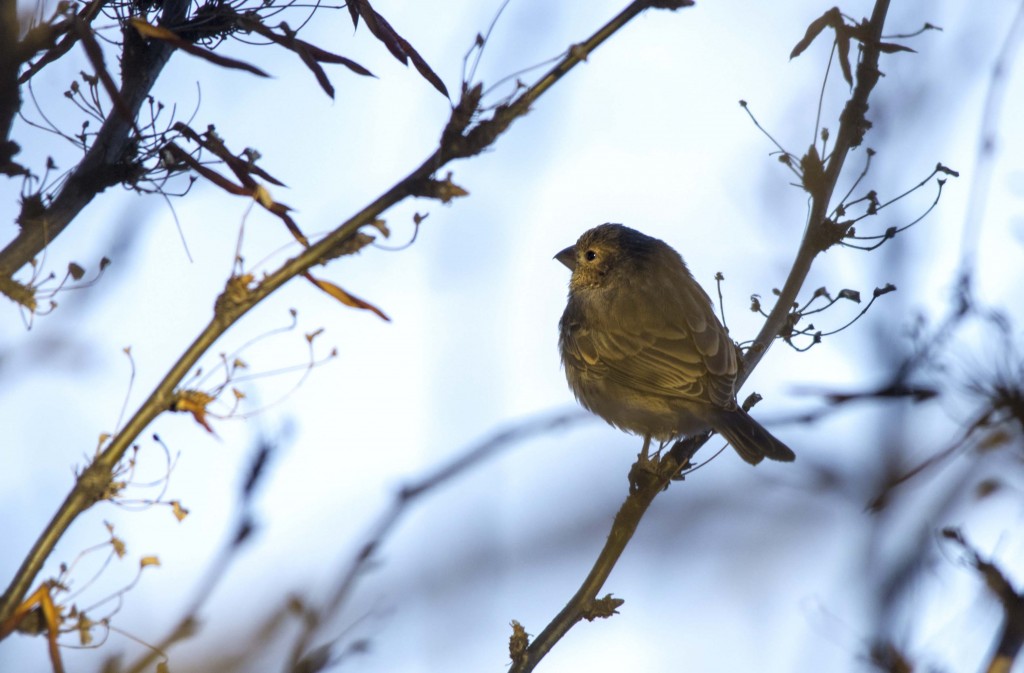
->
2, 1, 1024, 671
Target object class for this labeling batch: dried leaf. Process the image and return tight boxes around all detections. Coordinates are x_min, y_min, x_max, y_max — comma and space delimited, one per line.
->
130, 18, 269, 77
790, 7, 843, 59
801, 144, 826, 195
172, 389, 217, 433
256, 190, 308, 246
163, 142, 249, 195
300, 42, 374, 76
170, 500, 190, 521
225, 273, 255, 304
252, 183, 276, 209
242, 160, 285, 187
413, 171, 469, 203
286, 34, 375, 96
346, 0, 361, 28
789, 7, 854, 86
836, 28, 853, 86
294, 40, 335, 97
878, 42, 915, 54
239, 20, 373, 98
172, 123, 285, 188
837, 288, 861, 302
509, 620, 528, 665
350, 0, 448, 97
76, 614, 95, 645
401, 33, 449, 98
304, 272, 390, 321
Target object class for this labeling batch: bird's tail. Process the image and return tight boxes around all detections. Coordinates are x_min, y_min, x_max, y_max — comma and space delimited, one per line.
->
709, 407, 795, 465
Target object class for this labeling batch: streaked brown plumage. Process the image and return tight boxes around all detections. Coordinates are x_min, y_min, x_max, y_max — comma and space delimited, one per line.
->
556, 223, 794, 465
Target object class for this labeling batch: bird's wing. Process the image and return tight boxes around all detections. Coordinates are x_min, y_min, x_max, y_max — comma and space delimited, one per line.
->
565, 283, 738, 407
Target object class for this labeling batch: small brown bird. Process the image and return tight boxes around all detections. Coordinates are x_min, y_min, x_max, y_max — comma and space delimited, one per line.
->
556, 223, 795, 465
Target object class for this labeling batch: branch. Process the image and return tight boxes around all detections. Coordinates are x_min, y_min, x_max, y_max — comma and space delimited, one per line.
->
0, 0, 186, 297
0, 0, 22, 173
0, 0, 688, 634
1, 0, 450, 302
508, 452, 679, 672
288, 412, 586, 671
942, 528, 1024, 673
511, 2, 897, 669
741, 0, 891, 381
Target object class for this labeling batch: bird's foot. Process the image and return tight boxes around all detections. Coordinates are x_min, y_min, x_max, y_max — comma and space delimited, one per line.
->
629, 436, 664, 493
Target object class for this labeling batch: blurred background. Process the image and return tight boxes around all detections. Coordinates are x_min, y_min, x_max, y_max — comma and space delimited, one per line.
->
2, 0, 1024, 671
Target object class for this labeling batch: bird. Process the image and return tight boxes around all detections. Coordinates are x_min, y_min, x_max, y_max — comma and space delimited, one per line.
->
556, 223, 795, 465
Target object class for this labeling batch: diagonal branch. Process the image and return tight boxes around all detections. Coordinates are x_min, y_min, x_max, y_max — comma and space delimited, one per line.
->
511, 2, 895, 671
0, 0, 692, 634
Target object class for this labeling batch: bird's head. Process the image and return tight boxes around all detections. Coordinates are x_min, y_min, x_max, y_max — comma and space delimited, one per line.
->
555, 223, 658, 291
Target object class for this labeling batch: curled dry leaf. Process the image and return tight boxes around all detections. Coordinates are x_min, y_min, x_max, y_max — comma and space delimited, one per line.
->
837, 288, 861, 302
170, 500, 190, 522
873, 283, 896, 297
171, 389, 217, 433
509, 620, 529, 665
303, 272, 390, 321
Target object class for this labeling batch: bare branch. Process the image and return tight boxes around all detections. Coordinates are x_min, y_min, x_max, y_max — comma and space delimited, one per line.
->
0, 0, 689, 633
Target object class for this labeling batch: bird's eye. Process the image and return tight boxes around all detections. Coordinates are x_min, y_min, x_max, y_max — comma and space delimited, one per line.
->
584, 250, 597, 261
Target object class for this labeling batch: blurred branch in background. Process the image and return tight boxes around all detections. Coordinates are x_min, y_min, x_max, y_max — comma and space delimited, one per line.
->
284, 411, 586, 673
943, 528, 1024, 673
106, 412, 586, 673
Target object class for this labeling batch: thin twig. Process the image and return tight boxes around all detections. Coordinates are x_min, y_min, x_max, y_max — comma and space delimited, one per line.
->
742, 0, 891, 380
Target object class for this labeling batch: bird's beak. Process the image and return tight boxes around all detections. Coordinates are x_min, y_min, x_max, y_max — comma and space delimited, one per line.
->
555, 245, 576, 271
